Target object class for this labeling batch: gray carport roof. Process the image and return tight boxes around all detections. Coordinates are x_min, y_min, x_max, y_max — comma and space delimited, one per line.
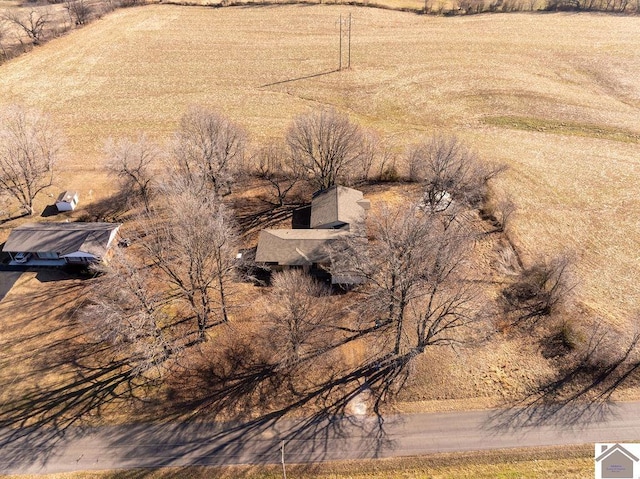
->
2, 222, 121, 257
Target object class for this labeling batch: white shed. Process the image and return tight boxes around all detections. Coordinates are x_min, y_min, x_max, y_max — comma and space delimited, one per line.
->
56, 191, 79, 212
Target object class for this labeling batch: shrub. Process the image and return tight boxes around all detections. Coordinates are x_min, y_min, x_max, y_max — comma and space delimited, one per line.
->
501, 256, 572, 327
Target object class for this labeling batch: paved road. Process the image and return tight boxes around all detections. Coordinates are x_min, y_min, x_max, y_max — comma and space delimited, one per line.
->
2, 401, 640, 474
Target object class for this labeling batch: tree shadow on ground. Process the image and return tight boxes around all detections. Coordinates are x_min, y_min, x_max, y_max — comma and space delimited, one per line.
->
0, 271, 21, 301
0, 320, 400, 472
233, 196, 306, 238
114, 325, 421, 469
106, 358, 398, 470
485, 329, 640, 432
0, 363, 393, 473
0, 361, 141, 471
0, 273, 145, 471
0, 211, 28, 225
78, 191, 133, 223
103, 409, 393, 471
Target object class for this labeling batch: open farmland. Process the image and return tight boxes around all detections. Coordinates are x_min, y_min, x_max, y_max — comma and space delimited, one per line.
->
1, 4, 638, 327
0, 4, 639, 365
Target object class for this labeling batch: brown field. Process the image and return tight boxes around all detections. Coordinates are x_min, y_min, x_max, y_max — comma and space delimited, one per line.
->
0, 5, 639, 424
0, 5, 638, 326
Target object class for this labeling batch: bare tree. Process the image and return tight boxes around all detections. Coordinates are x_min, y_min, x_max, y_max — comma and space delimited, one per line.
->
0, 19, 8, 60
373, 142, 396, 182
64, 0, 93, 26
357, 130, 383, 183
172, 106, 246, 198
406, 135, 505, 210
482, 195, 517, 233
252, 142, 303, 206
118, 0, 143, 7
81, 250, 175, 375
262, 270, 336, 365
493, 196, 516, 233
105, 134, 160, 213
144, 192, 240, 342
324, 203, 486, 412
332, 204, 481, 357
2, 9, 49, 45
0, 105, 61, 215
501, 255, 573, 327
287, 108, 365, 191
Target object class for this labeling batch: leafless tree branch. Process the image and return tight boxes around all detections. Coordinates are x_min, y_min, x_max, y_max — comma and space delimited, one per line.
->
287, 108, 366, 191
105, 134, 160, 213
0, 105, 61, 215
171, 106, 246, 199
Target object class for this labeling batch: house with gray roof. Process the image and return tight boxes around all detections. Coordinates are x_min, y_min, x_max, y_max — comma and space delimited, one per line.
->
3, 222, 121, 266
310, 185, 370, 229
255, 186, 369, 284
255, 229, 350, 267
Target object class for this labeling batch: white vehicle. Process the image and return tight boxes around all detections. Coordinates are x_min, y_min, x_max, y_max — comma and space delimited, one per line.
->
14, 252, 31, 264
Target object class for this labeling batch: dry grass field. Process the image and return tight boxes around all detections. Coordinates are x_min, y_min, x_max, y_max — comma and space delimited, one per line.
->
0, 4, 638, 325
0, 5, 639, 419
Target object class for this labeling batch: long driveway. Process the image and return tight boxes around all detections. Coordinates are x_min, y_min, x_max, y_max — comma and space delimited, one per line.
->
2, 401, 640, 474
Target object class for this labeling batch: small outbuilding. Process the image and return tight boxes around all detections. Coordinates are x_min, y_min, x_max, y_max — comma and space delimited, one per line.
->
56, 191, 79, 212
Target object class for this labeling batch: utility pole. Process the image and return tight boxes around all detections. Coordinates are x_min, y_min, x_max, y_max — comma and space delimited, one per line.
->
339, 14, 342, 71
281, 440, 287, 479
338, 13, 352, 71
347, 12, 351, 69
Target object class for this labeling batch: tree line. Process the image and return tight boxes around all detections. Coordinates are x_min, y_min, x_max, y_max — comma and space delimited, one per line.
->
0, 103, 508, 221
426, 0, 638, 14
0, 0, 145, 64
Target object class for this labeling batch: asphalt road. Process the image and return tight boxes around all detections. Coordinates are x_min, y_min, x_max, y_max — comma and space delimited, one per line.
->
2, 401, 640, 474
